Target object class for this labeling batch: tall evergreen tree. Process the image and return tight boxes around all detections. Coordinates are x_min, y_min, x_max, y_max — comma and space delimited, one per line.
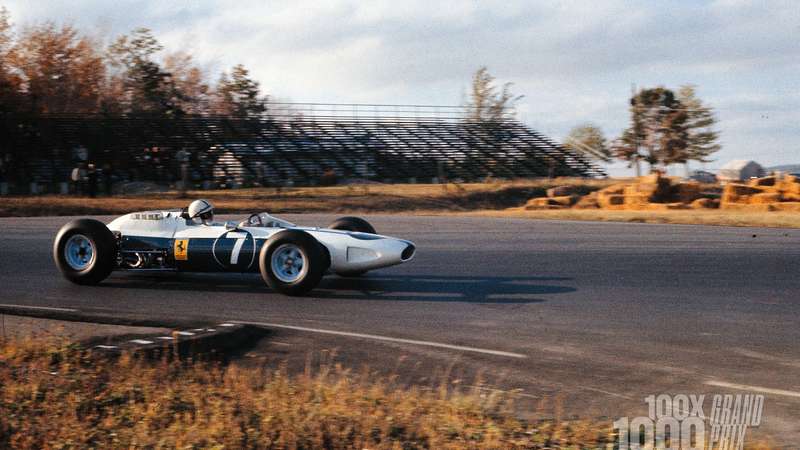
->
613, 87, 688, 173
677, 85, 721, 168
212, 64, 267, 118
108, 28, 184, 116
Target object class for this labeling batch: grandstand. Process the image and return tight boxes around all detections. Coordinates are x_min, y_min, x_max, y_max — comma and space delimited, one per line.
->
0, 103, 604, 193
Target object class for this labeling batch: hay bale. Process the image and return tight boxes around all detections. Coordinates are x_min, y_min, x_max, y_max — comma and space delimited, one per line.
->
599, 183, 627, 196
690, 198, 719, 209
778, 176, 800, 195
573, 194, 599, 209
524, 197, 551, 208
749, 192, 782, 204
771, 202, 800, 212
623, 192, 651, 208
748, 176, 778, 187
644, 202, 689, 210
597, 193, 626, 209
721, 184, 763, 204
546, 185, 576, 197
720, 202, 774, 211
524, 197, 567, 210
782, 193, 800, 202
549, 195, 578, 206
675, 182, 702, 203
623, 180, 671, 203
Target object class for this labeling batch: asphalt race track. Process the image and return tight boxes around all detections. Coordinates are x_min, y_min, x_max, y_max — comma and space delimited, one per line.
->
2, 214, 799, 442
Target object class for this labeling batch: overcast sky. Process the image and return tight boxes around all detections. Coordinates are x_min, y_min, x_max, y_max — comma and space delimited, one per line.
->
4, 0, 798, 174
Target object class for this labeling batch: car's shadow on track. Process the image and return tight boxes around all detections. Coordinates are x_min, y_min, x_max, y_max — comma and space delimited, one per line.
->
101, 273, 576, 304
310, 275, 575, 303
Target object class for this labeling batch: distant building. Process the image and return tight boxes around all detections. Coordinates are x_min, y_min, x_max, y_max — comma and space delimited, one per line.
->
717, 160, 764, 182
767, 164, 800, 176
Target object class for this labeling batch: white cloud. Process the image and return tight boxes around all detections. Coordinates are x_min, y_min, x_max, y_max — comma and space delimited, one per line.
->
3, 0, 798, 168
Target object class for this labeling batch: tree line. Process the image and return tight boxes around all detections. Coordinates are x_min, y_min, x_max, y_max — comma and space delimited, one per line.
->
463, 66, 721, 174
564, 85, 721, 174
0, 7, 266, 118
1, 4, 720, 175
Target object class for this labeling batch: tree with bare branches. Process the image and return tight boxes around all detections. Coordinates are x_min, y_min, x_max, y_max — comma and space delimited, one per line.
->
465, 66, 521, 123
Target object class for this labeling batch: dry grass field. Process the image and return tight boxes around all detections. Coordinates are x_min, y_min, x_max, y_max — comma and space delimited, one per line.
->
0, 178, 616, 216
0, 336, 619, 449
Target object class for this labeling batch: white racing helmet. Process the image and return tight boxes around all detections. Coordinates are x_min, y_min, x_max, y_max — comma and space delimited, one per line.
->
188, 199, 214, 224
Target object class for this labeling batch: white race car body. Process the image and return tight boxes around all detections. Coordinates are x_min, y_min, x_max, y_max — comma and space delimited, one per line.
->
106, 211, 415, 275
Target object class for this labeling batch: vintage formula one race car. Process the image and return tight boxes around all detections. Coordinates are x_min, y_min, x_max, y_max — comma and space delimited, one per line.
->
53, 204, 415, 296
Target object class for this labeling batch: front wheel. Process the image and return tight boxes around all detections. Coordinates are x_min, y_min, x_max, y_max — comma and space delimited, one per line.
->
327, 216, 377, 235
259, 230, 325, 296
53, 219, 117, 285
327, 216, 376, 277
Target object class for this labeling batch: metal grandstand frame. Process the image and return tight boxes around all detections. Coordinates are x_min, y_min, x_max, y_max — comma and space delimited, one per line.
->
0, 103, 604, 194
264, 102, 517, 122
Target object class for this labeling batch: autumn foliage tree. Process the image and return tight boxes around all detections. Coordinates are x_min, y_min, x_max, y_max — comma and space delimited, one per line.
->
0, 10, 268, 119
163, 51, 211, 115
0, 7, 23, 113
13, 22, 106, 114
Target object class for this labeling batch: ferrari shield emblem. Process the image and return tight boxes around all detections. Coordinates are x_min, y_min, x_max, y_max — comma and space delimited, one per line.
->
174, 239, 189, 261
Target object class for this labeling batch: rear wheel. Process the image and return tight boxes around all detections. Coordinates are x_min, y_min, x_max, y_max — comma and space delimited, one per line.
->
53, 219, 117, 285
259, 230, 325, 296
326, 216, 377, 277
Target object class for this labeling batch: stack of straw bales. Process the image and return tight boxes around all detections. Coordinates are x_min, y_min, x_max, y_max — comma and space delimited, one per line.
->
524, 172, 710, 211
720, 175, 800, 211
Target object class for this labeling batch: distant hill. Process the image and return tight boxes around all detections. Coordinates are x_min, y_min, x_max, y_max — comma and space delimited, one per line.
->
767, 164, 800, 173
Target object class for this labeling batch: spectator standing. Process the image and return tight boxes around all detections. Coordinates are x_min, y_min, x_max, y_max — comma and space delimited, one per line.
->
87, 164, 98, 198
71, 163, 86, 195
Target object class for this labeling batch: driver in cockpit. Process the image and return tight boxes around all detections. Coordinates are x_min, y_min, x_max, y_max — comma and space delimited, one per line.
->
187, 199, 215, 225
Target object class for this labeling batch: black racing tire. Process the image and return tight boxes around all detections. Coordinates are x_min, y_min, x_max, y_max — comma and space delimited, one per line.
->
327, 216, 377, 235
259, 230, 325, 296
53, 219, 117, 285
327, 216, 376, 277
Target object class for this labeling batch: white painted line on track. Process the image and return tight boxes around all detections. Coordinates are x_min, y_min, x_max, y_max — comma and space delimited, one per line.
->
0, 303, 78, 313
705, 380, 800, 399
231, 320, 527, 359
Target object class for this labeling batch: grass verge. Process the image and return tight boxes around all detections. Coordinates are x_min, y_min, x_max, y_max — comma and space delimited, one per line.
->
0, 179, 615, 217
1, 178, 799, 229
0, 336, 618, 449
